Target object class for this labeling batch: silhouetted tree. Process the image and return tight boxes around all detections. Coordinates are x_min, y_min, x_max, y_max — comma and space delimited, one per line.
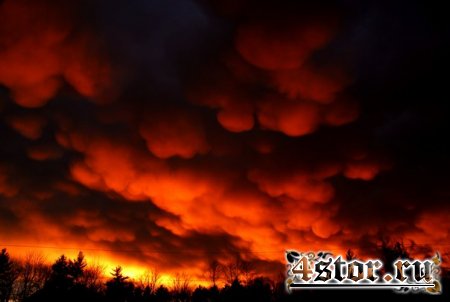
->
239, 260, 255, 285
138, 268, 160, 295
192, 286, 209, 302
247, 277, 272, 302
26, 252, 102, 302
81, 261, 105, 291
345, 249, 357, 261
13, 252, 50, 301
272, 273, 288, 302
208, 284, 220, 301
154, 285, 171, 302
172, 272, 191, 302
379, 240, 410, 274
71, 251, 87, 285
47, 255, 72, 291
0, 249, 18, 302
222, 257, 255, 286
207, 259, 221, 287
221, 279, 245, 302
223, 257, 242, 285
106, 266, 134, 302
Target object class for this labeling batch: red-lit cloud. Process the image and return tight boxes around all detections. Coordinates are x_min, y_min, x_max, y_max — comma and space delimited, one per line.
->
235, 15, 337, 70
139, 110, 210, 158
0, 0, 114, 108
7, 114, 47, 140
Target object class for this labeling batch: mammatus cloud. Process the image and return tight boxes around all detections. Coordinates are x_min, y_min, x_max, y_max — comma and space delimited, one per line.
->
1, 0, 449, 283
139, 109, 210, 159
0, 0, 115, 108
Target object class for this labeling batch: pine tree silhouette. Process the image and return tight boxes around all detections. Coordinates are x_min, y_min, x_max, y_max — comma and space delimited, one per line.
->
0, 249, 17, 302
106, 266, 134, 302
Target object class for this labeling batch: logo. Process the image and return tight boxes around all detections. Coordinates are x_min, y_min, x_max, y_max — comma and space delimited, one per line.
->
285, 251, 442, 295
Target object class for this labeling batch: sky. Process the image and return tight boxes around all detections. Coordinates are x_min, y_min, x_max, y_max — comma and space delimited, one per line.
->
0, 0, 449, 282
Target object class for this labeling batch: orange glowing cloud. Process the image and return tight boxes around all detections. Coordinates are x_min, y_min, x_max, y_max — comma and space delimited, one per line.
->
344, 161, 385, 181
187, 73, 256, 133
415, 210, 450, 241
27, 145, 63, 161
7, 114, 47, 140
62, 33, 115, 103
190, 82, 358, 137
312, 218, 341, 239
235, 17, 336, 70
272, 64, 350, 104
139, 110, 210, 158
248, 169, 336, 204
0, 0, 114, 107
187, 12, 355, 137
257, 98, 321, 136
217, 105, 254, 132
54, 129, 331, 264
53, 124, 370, 268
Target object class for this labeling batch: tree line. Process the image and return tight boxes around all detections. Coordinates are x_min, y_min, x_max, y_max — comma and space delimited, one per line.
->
0, 242, 448, 302
0, 248, 282, 302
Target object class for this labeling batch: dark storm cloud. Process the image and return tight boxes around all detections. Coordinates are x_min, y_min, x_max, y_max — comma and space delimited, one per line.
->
90, 0, 227, 100
1, 0, 450, 280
